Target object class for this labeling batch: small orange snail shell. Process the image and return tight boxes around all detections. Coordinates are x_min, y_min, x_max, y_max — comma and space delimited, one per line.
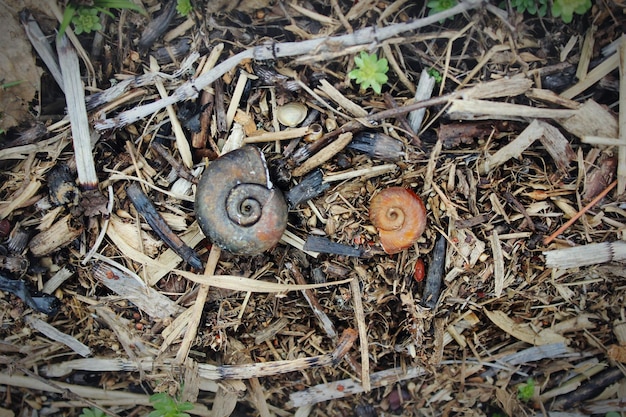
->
369, 187, 427, 254
195, 146, 288, 256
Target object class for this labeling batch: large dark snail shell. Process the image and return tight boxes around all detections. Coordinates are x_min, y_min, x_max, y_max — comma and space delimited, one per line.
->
195, 146, 288, 255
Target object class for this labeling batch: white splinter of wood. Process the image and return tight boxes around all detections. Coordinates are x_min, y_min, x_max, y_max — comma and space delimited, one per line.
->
22, 16, 64, 92
408, 70, 437, 133
25, 315, 92, 357
544, 241, 626, 269
618, 35, 626, 194
152, 57, 193, 169
479, 120, 543, 174
57, 35, 99, 188
490, 230, 505, 298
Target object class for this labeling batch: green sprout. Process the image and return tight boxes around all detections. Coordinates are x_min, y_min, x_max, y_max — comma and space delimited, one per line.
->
551, 0, 592, 23
427, 68, 442, 84
176, 0, 193, 16
79, 408, 106, 417
148, 392, 194, 417
427, 0, 458, 21
59, 0, 146, 38
517, 378, 535, 402
348, 51, 389, 95
71, 8, 102, 35
504, 0, 549, 17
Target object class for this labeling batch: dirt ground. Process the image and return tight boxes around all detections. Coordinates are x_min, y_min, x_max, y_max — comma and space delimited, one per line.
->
1, 0, 626, 416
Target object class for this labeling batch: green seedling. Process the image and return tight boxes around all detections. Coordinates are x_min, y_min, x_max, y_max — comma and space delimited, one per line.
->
348, 51, 389, 95
71, 7, 102, 35
504, 0, 549, 17
551, 0, 592, 23
79, 407, 106, 417
59, 0, 146, 38
517, 378, 535, 402
176, 0, 193, 16
148, 392, 194, 417
427, 0, 458, 21
427, 68, 443, 84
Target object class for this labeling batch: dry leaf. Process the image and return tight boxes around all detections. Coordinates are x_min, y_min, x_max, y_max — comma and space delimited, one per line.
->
484, 309, 568, 346
0, 2, 42, 130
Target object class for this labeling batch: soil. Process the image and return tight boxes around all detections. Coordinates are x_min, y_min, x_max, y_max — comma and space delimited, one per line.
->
1, 1, 626, 416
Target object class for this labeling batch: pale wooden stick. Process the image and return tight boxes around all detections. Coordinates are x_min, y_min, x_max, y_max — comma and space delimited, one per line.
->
317, 79, 367, 117
382, 42, 415, 94
352, 268, 371, 391
57, 35, 99, 188
576, 25, 596, 81
408, 70, 437, 133
490, 230, 505, 298
24, 315, 91, 357
175, 245, 221, 363
153, 58, 193, 169
561, 51, 620, 99
582, 136, 622, 146
226, 70, 256, 131
244, 126, 310, 143
45, 0, 95, 85
292, 132, 353, 177
618, 35, 626, 194
448, 99, 578, 120
544, 241, 626, 268
323, 164, 398, 183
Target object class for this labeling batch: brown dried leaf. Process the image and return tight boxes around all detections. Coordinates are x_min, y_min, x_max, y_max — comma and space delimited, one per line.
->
0, 2, 42, 130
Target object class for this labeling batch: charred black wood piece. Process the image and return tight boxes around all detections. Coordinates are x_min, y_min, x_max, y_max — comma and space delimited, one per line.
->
422, 234, 446, 310
138, 0, 178, 52
48, 164, 80, 207
284, 169, 329, 208
0, 272, 60, 315
126, 183, 203, 270
348, 131, 405, 161
303, 235, 363, 258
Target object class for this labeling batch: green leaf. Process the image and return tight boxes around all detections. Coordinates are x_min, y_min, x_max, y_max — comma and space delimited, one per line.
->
94, 0, 146, 14
79, 408, 106, 417
551, 0, 591, 23
176, 0, 193, 16
517, 378, 535, 402
58, 2, 77, 39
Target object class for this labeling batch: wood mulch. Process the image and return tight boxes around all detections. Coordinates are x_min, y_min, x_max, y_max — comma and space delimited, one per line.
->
1, 0, 626, 416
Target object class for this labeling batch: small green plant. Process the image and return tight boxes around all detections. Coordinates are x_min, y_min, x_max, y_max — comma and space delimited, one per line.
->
71, 7, 102, 35
504, 0, 548, 17
551, 0, 592, 23
427, 68, 442, 84
59, 0, 145, 38
348, 51, 389, 95
517, 378, 535, 402
149, 392, 193, 417
176, 0, 193, 16
427, 0, 458, 20
79, 407, 106, 417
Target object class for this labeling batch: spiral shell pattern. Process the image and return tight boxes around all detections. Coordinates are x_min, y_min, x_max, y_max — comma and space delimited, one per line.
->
195, 146, 288, 255
369, 187, 427, 254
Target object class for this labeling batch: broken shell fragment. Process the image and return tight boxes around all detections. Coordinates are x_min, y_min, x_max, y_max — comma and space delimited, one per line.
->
369, 187, 427, 254
304, 123, 323, 142
276, 102, 308, 127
